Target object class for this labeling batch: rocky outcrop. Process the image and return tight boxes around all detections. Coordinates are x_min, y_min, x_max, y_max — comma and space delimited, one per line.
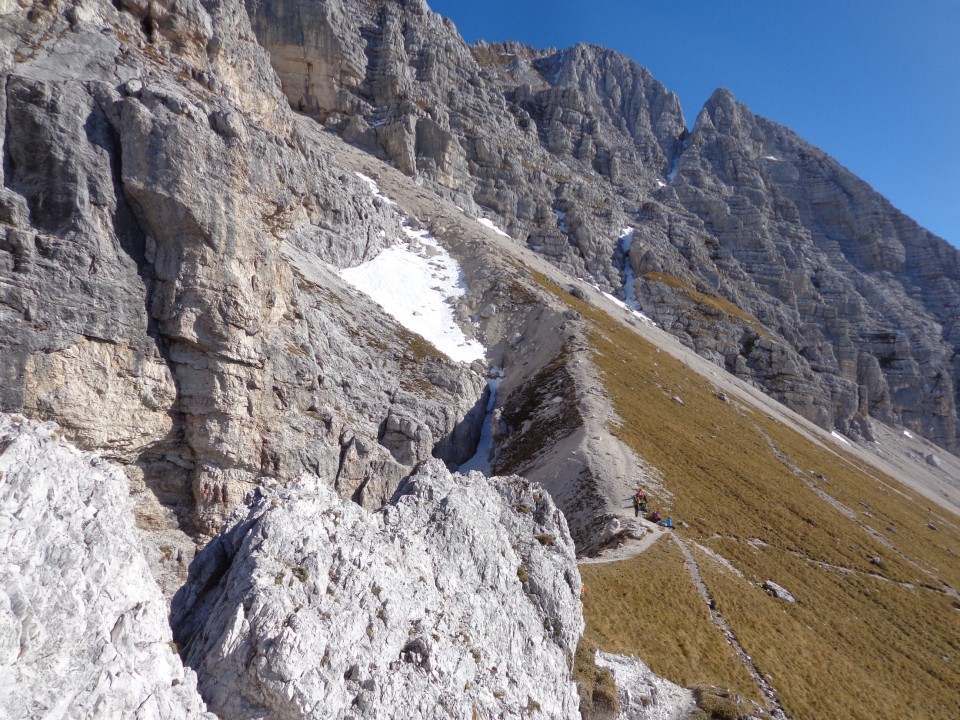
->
663, 88, 960, 448
172, 458, 584, 719
594, 651, 694, 720
0, 415, 213, 719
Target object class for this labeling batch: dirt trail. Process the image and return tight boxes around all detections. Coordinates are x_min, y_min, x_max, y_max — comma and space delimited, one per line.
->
577, 525, 790, 716
577, 521, 669, 565
673, 536, 789, 719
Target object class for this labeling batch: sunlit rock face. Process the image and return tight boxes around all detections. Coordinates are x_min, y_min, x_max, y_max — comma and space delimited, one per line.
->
245, 0, 960, 452
0, 415, 213, 720
172, 459, 584, 720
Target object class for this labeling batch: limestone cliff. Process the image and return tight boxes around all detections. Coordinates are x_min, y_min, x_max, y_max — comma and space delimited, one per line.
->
0, 0, 488, 594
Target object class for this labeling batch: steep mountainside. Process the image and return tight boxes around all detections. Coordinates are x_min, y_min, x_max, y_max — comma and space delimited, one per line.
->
2, 1, 960, 719
244, 0, 960, 453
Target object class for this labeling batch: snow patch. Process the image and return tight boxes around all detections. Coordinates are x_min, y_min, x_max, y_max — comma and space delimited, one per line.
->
762, 155, 780, 161
619, 228, 637, 309
354, 172, 396, 205
903, 430, 914, 439
601, 291, 658, 328
831, 431, 852, 446
477, 217, 511, 238
458, 368, 504, 475
341, 223, 485, 364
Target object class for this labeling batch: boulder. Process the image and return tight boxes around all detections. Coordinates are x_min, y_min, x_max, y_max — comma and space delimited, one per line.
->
172, 459, 584, 719
0, 415, 213, 720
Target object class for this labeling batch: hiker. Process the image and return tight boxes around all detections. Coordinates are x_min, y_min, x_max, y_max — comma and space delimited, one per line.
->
658, 517, 674, 529
633, 487, 647, 517
650, 510, 662, 523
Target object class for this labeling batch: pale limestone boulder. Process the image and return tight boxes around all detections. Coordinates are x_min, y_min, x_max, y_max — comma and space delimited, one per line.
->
173, 459, 584, 720
0, 415, 213, 719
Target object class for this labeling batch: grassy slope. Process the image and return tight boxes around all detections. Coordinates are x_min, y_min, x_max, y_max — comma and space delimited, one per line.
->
580, 538, 760, 701
537, 274, 960, 719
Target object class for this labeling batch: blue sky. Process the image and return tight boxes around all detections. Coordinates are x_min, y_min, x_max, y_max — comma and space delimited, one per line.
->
428, 0, 960, 246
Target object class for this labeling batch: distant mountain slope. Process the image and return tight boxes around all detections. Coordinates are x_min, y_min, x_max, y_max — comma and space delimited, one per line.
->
244, 0, 960, 454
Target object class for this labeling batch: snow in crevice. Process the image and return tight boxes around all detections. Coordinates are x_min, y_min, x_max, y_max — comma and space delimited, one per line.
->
341, 177, 484, 364
666, 155, 680, 184
554, 210, 569, 234
458, 368, 504, 475
619, 227, 637, 309
477, 217, 511, 238
666, 137, 689, 184
354, 172, 396, 205
598, 227, 656, 327
761, 155, 780, 161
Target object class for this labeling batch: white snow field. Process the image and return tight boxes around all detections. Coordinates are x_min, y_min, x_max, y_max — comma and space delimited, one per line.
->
341, 176, 484, 364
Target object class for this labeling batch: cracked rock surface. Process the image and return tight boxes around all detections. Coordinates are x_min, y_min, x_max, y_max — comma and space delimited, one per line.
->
172, 458, 584, 720
0, 415, 213, 720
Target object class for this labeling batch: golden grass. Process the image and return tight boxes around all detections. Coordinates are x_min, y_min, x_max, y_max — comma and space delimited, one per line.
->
580, 538, 760, 700
530, 271, 960, 719
697, 546, 960, 720
573, 638, 620, 718
643, 272, 767, 334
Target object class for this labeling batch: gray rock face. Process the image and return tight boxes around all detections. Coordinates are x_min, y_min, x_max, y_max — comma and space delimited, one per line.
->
245, 0, 960, 454
667, 88, 960, 449
0, 415, 213, 720
594, 651, 694, 720
761, 580, 796, 603
0, 0, 485, 555
172, 459, 584, 720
